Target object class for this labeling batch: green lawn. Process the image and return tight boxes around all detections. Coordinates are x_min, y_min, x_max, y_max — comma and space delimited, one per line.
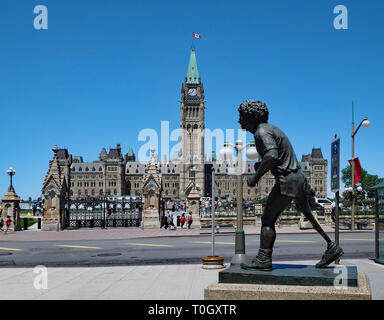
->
20, 218, 38, 229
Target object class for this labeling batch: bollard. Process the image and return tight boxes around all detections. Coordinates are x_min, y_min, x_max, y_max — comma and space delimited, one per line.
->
24, 218, 28, 230
38, 218, 42, 229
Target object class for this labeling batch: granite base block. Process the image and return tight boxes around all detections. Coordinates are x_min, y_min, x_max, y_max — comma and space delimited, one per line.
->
219, 264, 358, 287
205, 273, 371, 300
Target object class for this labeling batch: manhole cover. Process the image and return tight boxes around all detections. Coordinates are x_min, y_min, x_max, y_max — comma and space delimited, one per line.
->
0, 253, 13, 256
97, 253, 122, 257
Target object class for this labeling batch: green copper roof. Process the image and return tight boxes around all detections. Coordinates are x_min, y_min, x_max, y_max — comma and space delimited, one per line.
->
186, 47, 199, 84
127, 148, 134, 156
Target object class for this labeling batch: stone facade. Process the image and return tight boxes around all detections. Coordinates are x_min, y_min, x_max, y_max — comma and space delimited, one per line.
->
68, 144, 126, 199
301, 148, 328, 199
47, 48, 328, 203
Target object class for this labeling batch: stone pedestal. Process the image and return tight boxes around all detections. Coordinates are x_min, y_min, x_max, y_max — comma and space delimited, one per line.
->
142, 207, 160, 229
324, 204, 332, 225
254, 204, 263, 227
205, 264, 371, 300
141, 146, 162, 229
42, 195, 62, 231
1, 187, 21, 231
187, 188, 201, 228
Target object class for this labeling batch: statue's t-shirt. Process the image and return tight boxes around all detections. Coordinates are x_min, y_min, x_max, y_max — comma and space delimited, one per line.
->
254, 123, 306, 198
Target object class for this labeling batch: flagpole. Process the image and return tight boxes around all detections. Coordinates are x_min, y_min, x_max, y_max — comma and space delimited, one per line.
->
351, 100, 356, 230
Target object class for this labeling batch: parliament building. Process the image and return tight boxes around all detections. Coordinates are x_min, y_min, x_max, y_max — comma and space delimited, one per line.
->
55, 48, 328, 202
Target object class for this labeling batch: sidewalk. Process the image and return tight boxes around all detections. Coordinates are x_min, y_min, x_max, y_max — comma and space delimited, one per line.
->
0, 258, 382, 300
0, 224, 373, 242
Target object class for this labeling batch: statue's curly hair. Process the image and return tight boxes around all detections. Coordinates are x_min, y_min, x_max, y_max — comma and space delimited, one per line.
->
238, 100, 269, 124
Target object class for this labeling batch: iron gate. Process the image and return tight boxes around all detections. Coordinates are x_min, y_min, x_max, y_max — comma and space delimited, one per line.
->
64, 196, 142, 230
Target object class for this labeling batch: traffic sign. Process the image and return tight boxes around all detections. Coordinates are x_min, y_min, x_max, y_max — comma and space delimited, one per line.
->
331, 136, 340, 193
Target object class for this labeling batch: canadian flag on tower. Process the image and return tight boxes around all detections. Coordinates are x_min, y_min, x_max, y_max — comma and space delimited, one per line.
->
193, 33, 201, 39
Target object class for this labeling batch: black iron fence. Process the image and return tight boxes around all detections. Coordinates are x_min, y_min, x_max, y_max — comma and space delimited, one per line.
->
64, 196, 142, 230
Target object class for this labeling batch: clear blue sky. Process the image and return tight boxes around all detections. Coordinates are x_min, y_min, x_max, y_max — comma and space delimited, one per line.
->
1, 0, 383, 200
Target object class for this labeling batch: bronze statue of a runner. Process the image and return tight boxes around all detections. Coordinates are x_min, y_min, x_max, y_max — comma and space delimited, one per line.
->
238, 100, 343, 271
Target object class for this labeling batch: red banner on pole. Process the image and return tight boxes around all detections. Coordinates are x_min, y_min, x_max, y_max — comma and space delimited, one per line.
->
348, 157, 362, 185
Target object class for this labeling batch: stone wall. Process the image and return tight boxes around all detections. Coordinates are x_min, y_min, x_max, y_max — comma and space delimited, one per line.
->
200, 215, 375, 227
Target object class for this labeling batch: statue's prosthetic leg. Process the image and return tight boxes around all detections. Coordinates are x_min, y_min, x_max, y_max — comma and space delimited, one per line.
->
295, 197, 344, 268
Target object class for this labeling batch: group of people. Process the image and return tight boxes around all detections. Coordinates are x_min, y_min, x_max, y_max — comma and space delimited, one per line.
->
161, 210, 193, 230
32, 203, 44, 216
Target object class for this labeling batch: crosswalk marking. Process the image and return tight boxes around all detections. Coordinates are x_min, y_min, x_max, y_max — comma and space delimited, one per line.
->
125, 243, 175, 247
191, 241, 235, 245
341, 238, 375, 241
0, 247, 23, 252
276, 240, 315, 243
56, 245, 102, 249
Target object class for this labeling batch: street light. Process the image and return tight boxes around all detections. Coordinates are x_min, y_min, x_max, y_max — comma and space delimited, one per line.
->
220, 140, 259, 265
351, 101, 370, 230
6, 167, 16, 191
345, 185, 363, 229
190, 166, 198, 189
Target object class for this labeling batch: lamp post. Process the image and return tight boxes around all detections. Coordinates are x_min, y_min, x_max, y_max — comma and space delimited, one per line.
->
6, 167, 16, 191
190, 166, 198, 189
220, 140, 259, 265
201, 166, 225, 269
346, 185, 363, 229
351, 101, 370, 230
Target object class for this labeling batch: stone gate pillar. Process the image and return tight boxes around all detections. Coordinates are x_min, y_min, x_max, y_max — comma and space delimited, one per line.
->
41, 145, 68, 231
2, 187, 21, 232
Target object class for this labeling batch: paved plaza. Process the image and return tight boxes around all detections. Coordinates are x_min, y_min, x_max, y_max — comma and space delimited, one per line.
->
0, 259, 382, 300
0, 225, 381, 300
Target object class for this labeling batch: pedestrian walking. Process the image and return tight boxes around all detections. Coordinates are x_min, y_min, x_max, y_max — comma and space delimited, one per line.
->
276, 215, 281, 228
168, 210, 176, 230
5, 216, 11, 233
187, 212, 193, 229
0, 218, 4, 232
204, 200, 210, 215
162, 214, 169, 229
180, 213, 186, 229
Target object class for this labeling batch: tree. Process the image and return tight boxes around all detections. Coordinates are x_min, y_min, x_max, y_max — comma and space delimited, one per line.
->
341, 189, 365, 207
341, 165, 384, 198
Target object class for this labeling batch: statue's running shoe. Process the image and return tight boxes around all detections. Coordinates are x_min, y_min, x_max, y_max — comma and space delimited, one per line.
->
241, 248, 272, 271
315, 241, 344, 268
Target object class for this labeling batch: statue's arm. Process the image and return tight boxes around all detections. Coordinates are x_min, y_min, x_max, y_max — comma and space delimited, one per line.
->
247, 149, 280, 187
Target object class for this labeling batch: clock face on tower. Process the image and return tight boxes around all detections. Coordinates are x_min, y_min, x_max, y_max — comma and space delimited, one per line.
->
188, 88, 197, 96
